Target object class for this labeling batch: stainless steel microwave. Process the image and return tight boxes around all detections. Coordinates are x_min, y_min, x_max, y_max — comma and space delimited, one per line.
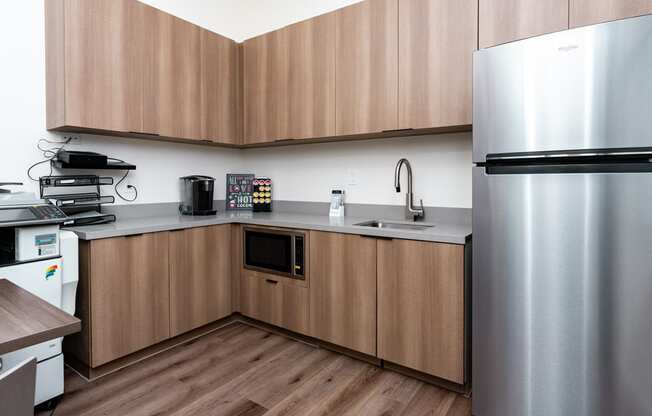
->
243, 227, 305, 280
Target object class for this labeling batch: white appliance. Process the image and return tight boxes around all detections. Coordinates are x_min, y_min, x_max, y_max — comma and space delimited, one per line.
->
0, 226, 78, 406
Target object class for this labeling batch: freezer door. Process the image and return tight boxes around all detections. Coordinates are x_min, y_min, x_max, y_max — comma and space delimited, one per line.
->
473, 167, 652, 416
473, 14, 652, 163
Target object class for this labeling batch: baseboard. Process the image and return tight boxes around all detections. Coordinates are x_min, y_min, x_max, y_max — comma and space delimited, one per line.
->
65, 313, 469, 396
65, 315, 239, 380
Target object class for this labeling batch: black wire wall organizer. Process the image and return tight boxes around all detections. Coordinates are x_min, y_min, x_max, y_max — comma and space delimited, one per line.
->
40, 175, 117, 226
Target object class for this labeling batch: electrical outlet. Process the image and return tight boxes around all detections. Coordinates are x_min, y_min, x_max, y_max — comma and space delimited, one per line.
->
346, 168, 359, 186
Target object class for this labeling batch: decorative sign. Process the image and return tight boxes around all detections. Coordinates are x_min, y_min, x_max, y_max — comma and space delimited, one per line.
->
226, 174, 254, 210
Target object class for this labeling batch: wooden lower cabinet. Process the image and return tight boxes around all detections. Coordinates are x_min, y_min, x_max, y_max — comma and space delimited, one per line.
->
87, 232, 170, 367
169, 225, 232, 337
377, 239, 465, 384
308, 231, 377, 355
240, 271, 309, 335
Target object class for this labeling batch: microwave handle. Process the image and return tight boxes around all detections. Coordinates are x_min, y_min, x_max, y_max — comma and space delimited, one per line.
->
291, 235, 296, 277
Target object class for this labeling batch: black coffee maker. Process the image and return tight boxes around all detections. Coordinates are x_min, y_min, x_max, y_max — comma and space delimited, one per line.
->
179, 176, 217, 215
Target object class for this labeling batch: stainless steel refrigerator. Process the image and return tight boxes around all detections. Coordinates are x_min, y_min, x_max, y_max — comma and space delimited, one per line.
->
473, 15, 652, 416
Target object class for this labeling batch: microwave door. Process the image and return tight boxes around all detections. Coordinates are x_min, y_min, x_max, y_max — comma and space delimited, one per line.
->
244, 230, 293, 276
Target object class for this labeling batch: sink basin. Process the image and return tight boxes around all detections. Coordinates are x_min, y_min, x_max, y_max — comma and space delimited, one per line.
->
355, 220, 434, 231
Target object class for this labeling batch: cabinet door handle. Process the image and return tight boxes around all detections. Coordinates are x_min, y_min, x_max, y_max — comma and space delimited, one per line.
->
265, 279, 279, 285
381, 128, 414, 134
129, 131, 160, 137
361, 235, 393, 241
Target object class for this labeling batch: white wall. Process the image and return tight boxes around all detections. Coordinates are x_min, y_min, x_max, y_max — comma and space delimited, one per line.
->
139, 0, 364, 42
1, 0, 242, 205
1, 0, 471, 209
244, 133, 472, 208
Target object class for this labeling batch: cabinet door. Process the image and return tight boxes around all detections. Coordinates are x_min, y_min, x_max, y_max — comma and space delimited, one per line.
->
399, 0, 477, 129
201, 30, 241, 144
58, 0, 144, 132
169, 225, 232, 337
240, 271, 309, 334
287, 13, 336, 140
309, 232, 376, 355
378, 239, 465, 383
144, 8, 202, 140
479, 0, 569, 48
243, 29, 290, 144
89, 233, 170, 367
570, 0, 652, 27
336, 0, 398, 135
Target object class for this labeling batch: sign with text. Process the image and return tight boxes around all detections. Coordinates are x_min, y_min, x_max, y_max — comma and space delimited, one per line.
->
226, 174, 254, 210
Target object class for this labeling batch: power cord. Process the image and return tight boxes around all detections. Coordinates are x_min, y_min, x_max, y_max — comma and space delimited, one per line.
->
114, 170, 138, 202
108, 158, 138, 202
27, 139, 138, 202
27, 137, 73, 181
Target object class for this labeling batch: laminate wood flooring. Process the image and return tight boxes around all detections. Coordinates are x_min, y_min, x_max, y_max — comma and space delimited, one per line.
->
47, 323, 470, 416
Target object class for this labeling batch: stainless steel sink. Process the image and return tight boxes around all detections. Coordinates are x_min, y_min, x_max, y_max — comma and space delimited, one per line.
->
354, 220, 434, 231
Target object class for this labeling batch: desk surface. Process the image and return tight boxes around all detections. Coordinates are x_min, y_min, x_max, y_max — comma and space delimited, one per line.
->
0, 279, 80, 355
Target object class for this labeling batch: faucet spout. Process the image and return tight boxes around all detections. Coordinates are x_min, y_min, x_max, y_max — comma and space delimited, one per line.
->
393, 159, 424, 221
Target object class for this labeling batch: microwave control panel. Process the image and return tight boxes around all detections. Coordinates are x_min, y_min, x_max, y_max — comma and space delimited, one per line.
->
294, 235, 304, 277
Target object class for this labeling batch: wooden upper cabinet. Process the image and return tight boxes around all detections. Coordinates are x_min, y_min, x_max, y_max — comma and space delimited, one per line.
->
398, 0, 477, 130
378, 239, 465, 383
144, 8, 202, 140
336, 0, 398, 136
243, 28, 290, 144
243, 13, 336, 144
287, 13, 336, 141
479, 0, 569, 48
201, 30, 241, 144
46, 0, 145, 132
309, 232, 377, 355
89, 233, 170, 367
169, 225, 232, 337
570, 0, 652, 27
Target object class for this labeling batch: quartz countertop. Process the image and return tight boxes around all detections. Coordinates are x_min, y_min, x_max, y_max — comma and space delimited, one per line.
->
65, 210, 471, 244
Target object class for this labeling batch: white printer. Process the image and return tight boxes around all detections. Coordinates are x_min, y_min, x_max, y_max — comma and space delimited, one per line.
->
0, 189, 78, 406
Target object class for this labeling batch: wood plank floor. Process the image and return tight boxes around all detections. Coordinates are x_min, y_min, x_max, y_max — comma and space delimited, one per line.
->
47, 323, 471, 416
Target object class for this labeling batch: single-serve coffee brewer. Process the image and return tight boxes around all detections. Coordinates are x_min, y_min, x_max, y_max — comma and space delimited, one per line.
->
179, 175, 217, 215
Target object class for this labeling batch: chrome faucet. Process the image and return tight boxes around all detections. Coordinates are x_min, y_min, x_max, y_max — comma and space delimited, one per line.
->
394, 158, 425, 221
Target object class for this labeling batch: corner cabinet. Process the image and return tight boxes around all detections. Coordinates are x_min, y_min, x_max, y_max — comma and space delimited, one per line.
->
242, 27, 289, 144
64, 227, 233, 369
201, 29, 242, 144
378, 239, 466, 384
169, 225, 233, 337
243, 12, 336, 144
